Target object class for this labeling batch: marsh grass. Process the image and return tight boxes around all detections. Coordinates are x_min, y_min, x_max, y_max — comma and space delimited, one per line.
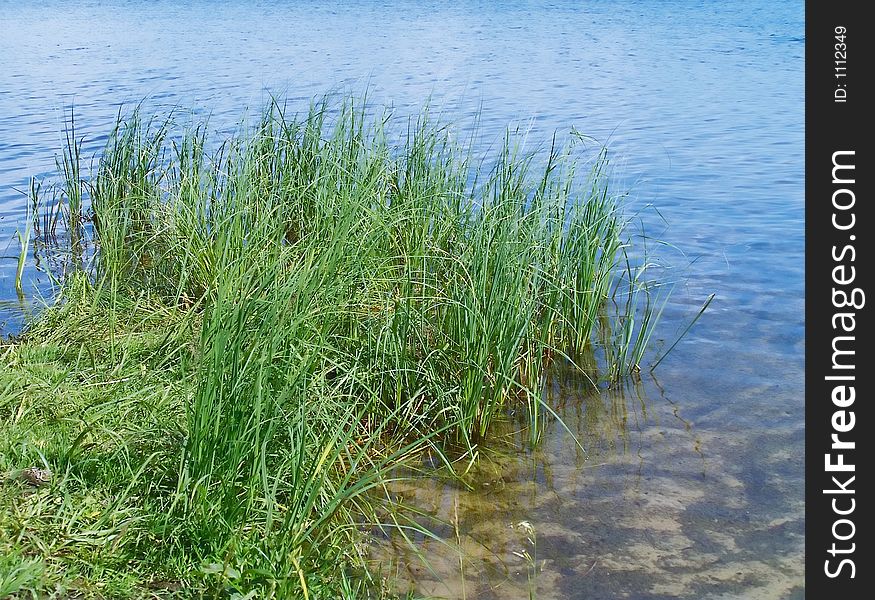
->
1, 94, 670, 597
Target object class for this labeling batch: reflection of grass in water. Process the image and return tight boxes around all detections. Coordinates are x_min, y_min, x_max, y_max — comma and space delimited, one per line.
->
512, 520, 539, 600
2, 94, 668, 597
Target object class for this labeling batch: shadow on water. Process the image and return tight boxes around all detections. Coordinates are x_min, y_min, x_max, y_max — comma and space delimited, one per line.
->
372, 364, 804, 600
0, 297, 34, 338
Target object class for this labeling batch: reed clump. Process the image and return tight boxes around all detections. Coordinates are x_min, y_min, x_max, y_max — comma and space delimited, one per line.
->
1, 95, 663, 597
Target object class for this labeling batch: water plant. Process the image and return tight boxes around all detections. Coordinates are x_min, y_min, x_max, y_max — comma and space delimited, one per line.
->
1, 94, 669, 597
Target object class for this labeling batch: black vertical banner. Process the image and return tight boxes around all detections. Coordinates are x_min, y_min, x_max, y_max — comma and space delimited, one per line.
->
806, 1, 870, 596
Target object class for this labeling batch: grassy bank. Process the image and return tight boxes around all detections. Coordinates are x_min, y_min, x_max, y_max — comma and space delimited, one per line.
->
2, 96, 661, 598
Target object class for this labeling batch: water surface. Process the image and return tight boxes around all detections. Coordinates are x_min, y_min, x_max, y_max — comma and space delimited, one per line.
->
0, 1, 804, 598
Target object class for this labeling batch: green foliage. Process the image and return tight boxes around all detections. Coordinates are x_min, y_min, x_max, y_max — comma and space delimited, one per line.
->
1, 94, 666, 597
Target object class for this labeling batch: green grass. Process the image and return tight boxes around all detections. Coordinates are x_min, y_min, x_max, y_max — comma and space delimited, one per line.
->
1, 94, 666, 597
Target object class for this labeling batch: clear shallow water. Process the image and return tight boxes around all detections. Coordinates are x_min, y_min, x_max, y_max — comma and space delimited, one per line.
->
0, 1, 804, 597
375, 370, 804, 599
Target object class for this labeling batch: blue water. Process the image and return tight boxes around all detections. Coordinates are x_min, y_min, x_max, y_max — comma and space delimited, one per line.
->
0, 1, 804, 597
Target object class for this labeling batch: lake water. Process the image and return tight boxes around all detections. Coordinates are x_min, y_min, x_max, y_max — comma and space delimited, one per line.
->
0, 1, 804, 598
